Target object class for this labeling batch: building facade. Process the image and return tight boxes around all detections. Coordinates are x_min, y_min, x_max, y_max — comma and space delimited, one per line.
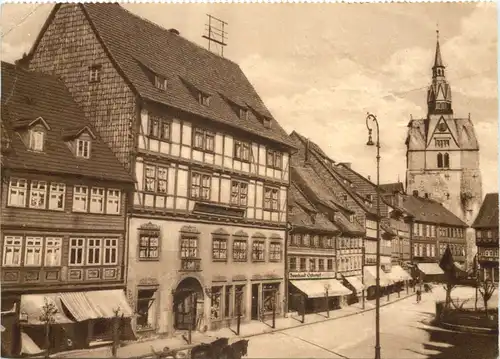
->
405, 33, 482, 268
472, 193, 499, 282
0, 62, 135, 356
26, 3, 295, 335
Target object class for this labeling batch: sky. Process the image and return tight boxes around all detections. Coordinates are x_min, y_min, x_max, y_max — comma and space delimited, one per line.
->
1, 3, 498, 196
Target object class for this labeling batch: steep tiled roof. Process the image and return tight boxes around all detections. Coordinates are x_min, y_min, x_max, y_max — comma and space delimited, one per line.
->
67, 4, 294, 149
289, 184, 339, 233
472, 193, 499, 229
380, 182, 405, 194
1, 62, 133, 183
400, 194, 467, 227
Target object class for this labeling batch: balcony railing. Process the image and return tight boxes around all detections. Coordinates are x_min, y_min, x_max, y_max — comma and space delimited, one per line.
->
180, 258, 201, 272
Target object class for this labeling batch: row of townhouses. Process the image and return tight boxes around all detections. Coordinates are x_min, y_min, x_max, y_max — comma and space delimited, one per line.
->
1, 3, 497, 357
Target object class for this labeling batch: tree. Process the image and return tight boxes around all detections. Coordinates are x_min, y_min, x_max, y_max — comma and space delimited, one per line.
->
478, 279, 496, 318
439, 245, 457, 309
39, 298, 58, 359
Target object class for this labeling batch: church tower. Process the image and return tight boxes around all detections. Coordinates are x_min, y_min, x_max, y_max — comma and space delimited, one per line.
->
405, 31, 483, 267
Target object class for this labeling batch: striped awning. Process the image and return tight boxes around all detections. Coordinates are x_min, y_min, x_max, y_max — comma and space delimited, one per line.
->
344, 276, 365, 292
84, 290, 134, 318
20, 294, 73, 325
59, 292, 101, 321
291, 279, 352, 298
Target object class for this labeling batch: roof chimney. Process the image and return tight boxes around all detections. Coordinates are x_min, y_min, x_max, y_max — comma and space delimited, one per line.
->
413, 190, 419, 197
367, 175, 371, 181
168, 28, 180, 35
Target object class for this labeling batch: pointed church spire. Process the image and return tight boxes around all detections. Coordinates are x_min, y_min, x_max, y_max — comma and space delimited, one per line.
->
434, 29, 444, 69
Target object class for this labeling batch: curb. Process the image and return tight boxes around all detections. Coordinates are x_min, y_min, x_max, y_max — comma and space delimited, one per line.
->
130, 292, 416, 359
439, 321, 498, 335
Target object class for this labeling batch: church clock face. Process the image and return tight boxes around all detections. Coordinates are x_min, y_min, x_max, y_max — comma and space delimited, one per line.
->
438, 122, 447, 132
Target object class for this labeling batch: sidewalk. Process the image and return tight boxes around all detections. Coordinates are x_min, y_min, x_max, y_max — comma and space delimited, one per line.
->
54, 290, 416, 359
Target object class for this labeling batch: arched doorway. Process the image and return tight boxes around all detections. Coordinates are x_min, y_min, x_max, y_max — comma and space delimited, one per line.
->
173, 277, 204, 330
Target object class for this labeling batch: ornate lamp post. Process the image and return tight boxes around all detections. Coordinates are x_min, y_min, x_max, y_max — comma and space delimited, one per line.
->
366, 112, 381, 359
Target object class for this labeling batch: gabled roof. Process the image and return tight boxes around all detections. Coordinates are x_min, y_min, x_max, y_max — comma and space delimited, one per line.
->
1, 61, 133, 183
288, 184, 339, 234
29, 3, 295, 150
380, 182, 405, 194
472, 193, 499, 229
399, 193, 467, 227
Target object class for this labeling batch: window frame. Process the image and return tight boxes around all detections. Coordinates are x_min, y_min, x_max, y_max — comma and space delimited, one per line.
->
8, 178, 28, 208
3, 236, 22, 267
69, 238, 85, 266
251, 240, 265, 262
269, 242, 282, 262
23, 236, 43, 267
190, 171, 211, 201
89, 65, 101, 83
230, 180, 248, 207
233, 140, 251, 162
29, 180, 48, 209
232, 239, 248, 262
180, 237, 198, 259
29, 129, 45, 152
103, 238, 118, 265
148, 116, 171, 141
44, 237, 62, 267
76, 139, 91, 159
154, 76, 167, 91
90, 187, 105, 214
138, 231, 160, 261
266, 149, 282, 170
192, 128, 215, 152
106, 189, 121, 215
86, 238, 102, 265
212, 237, 228, 262
263, 186, 279, 211
49, 183, 66, 211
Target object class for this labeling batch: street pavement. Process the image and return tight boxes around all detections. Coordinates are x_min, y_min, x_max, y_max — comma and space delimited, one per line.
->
245, 285, 499, 359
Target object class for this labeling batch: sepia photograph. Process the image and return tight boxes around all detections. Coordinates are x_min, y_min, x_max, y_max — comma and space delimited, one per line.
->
0, 2, 498, 359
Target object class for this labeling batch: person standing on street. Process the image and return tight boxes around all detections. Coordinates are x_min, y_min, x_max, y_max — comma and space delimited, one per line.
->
416, 289, 422, 303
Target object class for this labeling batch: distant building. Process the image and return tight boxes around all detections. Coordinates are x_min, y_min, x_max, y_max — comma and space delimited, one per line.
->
0, 62, 135, 355
472, 193, 499, 282
26, 3, 295, 335
405, 32, 482, 268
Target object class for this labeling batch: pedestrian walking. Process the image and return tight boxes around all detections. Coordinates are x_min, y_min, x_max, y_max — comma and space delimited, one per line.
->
416, 289, 422, 303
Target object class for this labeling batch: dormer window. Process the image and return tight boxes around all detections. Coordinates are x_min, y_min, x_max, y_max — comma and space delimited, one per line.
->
239, 108, 249, 120
367, 194, 373, 202
76, 139, 90, 159
154, 75, 167, 91
29, 129, 45, 152
199, 93, 210, 106
263, 117, 272, 129
89, 65, 101, 83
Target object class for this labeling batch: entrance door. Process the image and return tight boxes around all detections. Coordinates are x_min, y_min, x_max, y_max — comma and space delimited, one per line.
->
251, 284, 259, 320
174, 292, 196, 330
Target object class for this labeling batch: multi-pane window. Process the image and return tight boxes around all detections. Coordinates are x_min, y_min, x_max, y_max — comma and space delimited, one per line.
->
327, 259, 333, 271
263, 187, 279, 211
87, 238, 102, 265
239, 108, 249, 121
49, 183, 65, 210
212, 238, 227, 261
299, 257, 306, 270
69, 238, 85, 265
234, 141, 250, 161
193, 128, 215, 152
8, 178, 27, 207
139, 234, 159, 259
29, 181, 47, 209
210, 287, 222, 320
318, 259, 325, 271
89, 65, 101, 83
29, 130, 44, 151
73, 186, 88, 212
104, 238, 118, 265
181, 238, 198, 258
149, 116, 170, 141
76, 139, 90, 159
266, 150, 282, 169
269, 242, 281, 261
154, 76, 167, 91
230, 181, 248, 206
252, 241, 265, 261
233, 240, 247, 261
106, 189, 121, 214
198, 93, 211, 106
24, 237, 43, 266
145, 165, 156, 192
3, 236, 22, 266
289, 257, 297, 271
312, 236, 319, 248
136, 289, 157, 331
477, 231, 482, 239
309, 258, 316, 272
191, 172, 211, 200
144, 165, 169, 194
45, 237, 62, 266
90, 187, 105, 213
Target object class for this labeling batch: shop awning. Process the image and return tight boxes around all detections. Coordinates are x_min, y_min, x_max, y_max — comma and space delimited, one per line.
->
363, 266, 393, 287
20, 294, 73, 325
344, 276, 365, 292
387, 265, 413, 282
59, 292, 101, 321
291, 279, 352, 298
417, 263, 444, 275
84, 290, 134, 318
20, 331, 43, 355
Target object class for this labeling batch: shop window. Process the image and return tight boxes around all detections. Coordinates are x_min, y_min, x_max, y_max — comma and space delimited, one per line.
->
262, 283, 279, 313
136, 289, 157, 331
210, 287, 222, 320
224, 286, 232, 318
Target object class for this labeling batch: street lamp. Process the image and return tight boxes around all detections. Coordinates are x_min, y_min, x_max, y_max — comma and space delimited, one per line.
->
366, 112, 381, 359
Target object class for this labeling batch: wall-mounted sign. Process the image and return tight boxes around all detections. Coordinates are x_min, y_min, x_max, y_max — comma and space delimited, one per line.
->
288, 272, 336, 280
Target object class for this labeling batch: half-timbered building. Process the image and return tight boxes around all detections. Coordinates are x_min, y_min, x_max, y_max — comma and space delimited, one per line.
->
25, 3, 295, 335
0, 61, 135, 356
